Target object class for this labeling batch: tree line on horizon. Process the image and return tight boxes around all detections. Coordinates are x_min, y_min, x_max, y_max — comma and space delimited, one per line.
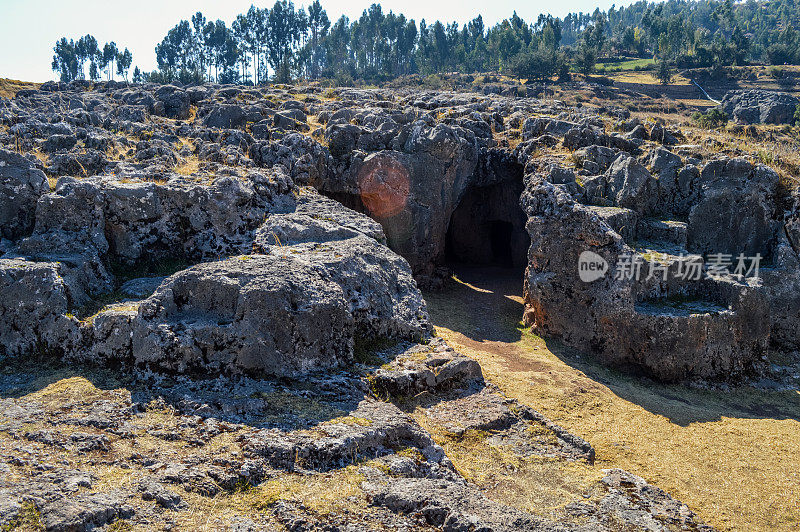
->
52, 35, 133, 82
52, 0, 800, 86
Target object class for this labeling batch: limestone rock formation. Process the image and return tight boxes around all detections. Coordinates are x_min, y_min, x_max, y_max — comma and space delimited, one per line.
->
133, 237, 430, 377
521, 156, 783, 381
721, 89, 800, 125
0, 78, 757, 530
0, 148, 49, 241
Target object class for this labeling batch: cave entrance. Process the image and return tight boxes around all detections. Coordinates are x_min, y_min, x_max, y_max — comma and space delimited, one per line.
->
445, 180, 529, 269
489, 221, 514, 267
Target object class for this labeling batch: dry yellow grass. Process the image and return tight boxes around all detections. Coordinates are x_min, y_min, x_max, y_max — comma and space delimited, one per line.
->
28, 147, 49, 166
25, 376, 115, 407
424, 266, 800, 532
0, 78, 40, 99
174, 154, 200, 176
608, 70, 691, 86
410, 413, 603, 523
675, 121, 800, 188
3, 376, 374, 531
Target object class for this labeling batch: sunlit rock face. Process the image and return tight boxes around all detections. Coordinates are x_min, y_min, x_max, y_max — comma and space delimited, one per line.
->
2, 80, 799, 384
519, 154, 792, 382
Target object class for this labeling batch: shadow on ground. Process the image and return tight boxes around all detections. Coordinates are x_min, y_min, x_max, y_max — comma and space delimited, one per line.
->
424, 264, 800, 427
0, 352, 385, 431
423, 263, 526, 344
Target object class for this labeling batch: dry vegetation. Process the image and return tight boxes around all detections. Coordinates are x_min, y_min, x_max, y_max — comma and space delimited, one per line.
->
423, 266, 800, 532
3, 71, 800, 530
173, 155, 200, 176
0, 375, 380, 531
410, 411, 604, 523
0, 78, 40, 99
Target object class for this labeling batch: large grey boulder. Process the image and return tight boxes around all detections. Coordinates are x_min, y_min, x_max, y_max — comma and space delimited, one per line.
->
203, 104, 247, 129
606, 154, 657, 214
721, 89, 800, 125
132, 254, 354, 376
154, 85, 190, 119
251, 133, 331, 185
0, 148, 49, 240
573, 144, 616, 174
644, 146, 690, 216
0, 258, 77, 358
314, 121, 482, 282
760, 193, 800, 351
365, 477, 565, 531
522, 166, 771, 382
254, 187, 386, 247
583, 153, 657, 214
132, 237, 431, 376
13, 169, 294, 268
10, 176, 113, 305
686, 158, 779, 257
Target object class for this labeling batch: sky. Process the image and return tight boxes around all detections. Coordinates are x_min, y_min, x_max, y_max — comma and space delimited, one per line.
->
0, 0, 650, 82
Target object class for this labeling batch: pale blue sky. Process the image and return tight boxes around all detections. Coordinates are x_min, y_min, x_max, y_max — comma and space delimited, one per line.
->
0, 0, 650, 82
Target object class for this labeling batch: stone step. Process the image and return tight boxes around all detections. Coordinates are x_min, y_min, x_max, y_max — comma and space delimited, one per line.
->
633, 266, 762, 319
632, 241, 702, 267
587, 205, 638, 242
636, 218, 688, 249
618, 298, 767, 381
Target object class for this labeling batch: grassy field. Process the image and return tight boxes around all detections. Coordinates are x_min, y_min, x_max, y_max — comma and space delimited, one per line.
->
0, 78, 40, 99
424, 265, 800, 532
596, 57, 655, 72
608, 69, 691, 85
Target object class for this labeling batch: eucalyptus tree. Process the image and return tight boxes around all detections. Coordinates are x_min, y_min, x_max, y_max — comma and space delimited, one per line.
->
117, 48, 133, 81
102, 42, 119, 80
232, 12, 254, 83
52, 38, 78, 82
306, 0, 330, 79
267, 0, 305, 82
191, 12, 208, 76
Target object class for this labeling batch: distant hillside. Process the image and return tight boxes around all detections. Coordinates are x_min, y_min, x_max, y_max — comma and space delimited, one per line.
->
0, 78, 40, 99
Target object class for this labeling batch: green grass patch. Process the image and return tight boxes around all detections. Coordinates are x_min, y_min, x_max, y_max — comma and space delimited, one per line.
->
595, 57, 655, 72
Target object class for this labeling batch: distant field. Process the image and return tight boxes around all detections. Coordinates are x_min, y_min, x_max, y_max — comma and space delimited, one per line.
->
0, 78, 40, 99
596, 57, 655, 72
609, 70, 691, 86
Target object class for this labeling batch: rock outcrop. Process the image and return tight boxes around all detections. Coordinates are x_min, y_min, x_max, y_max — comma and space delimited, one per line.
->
0, 152, 429, 375
721, 89, 800, 125
0, 148, 49, 241
521, 155, 785, 381
132, 236, 430, 377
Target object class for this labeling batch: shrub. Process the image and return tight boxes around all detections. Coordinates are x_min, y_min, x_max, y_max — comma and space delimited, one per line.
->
508, 47, 565, 82
422, 74, 444, 89
692, 107, 729, 129
656, 59, 673, 85
766, 43, 793, 66
591, 75, 614, 86
574, 45, 597, 76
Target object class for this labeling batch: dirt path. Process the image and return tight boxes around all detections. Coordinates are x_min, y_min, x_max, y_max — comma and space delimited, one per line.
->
424, 265, 800, 532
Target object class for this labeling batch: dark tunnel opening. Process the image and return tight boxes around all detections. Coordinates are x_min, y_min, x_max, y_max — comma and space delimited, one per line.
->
445, 180, 530, 269
489, 220, 515, 267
